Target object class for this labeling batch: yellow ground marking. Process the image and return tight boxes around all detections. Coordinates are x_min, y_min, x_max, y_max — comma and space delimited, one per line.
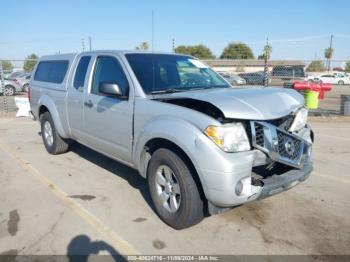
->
315, 134, 350, 142
0, 138, 139, 255
313, 171, 350, 184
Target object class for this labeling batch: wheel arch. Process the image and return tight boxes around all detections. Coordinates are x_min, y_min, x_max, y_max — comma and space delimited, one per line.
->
141, 137, 207, 206
38, 96, 69, 138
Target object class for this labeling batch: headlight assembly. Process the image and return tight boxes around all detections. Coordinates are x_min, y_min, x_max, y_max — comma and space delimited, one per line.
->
204, 123, 250, 152
289, 108, 308, 132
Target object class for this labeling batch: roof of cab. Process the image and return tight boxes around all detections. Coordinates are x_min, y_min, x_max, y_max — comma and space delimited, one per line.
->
39, 53, 77, 61
38, 50, 189, 60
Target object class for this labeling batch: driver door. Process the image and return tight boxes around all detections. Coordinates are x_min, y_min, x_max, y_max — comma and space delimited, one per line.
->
82, 55, 134, 164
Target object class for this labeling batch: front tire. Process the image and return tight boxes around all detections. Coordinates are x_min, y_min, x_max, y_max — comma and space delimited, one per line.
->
338, 80, 345, 85
40, 112, 69, 154
147, 148, 204, 229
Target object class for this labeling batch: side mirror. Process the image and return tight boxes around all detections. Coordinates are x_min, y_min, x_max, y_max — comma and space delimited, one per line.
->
99, 82, 123, 97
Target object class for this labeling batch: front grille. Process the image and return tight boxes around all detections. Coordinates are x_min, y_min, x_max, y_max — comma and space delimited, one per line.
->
276, 130, 302, 161
250, 121, 305, 168
266, 114, 294, 131
254, 122, 265, 147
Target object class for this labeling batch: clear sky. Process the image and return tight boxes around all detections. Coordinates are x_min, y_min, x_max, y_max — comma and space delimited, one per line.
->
1, 0, 350, 60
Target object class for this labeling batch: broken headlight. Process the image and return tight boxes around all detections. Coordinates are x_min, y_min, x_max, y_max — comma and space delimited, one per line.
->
289, 108, 308, 132
204, 123, 251, 152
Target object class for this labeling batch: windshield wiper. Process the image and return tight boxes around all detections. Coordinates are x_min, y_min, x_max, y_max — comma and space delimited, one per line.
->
150, 88, 185, 94
188, 86, 213, 91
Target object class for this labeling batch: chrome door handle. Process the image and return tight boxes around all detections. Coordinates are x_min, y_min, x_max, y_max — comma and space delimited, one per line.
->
84, 100, 93, 108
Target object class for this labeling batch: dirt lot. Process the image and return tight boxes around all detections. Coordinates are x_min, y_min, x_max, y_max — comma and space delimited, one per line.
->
0, 112, 349, 257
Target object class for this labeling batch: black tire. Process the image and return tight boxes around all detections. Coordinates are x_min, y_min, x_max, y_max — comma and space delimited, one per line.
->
338, 80, 345, 85
147, 148, 204, 229
40, 112, 69, 155
23, 84, 29, 93
4, 85, 15, 96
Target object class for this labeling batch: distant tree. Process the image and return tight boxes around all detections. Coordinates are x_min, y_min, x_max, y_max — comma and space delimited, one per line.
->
220, 42, 255, 59
135, 42, 150, 50
258, 43, 272, 60
174, 44, 215, 59
1, 61, 14, 72
306, 61, 326, 72
236, 62, 245, 72
324, 47, 334, 71
23, 54, 38, 72
324, 47, 334, 60
345, 61, 350, 73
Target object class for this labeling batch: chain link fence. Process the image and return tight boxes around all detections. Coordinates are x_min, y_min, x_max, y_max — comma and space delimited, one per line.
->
1, 58, 350, 116
206, 59, 350, 116
0, 59, 37, 114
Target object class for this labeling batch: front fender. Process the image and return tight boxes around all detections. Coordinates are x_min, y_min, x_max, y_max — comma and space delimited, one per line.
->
38, 95, 69, 138
134, 116, 205, 176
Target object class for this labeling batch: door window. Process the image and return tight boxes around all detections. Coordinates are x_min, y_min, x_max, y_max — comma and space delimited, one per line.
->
91, 56, 129, 96
34, 60, 69, 83
73, 56, 91, 89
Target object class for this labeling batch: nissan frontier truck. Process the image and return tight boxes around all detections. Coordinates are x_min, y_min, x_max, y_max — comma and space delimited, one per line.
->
29, 51, 313, 229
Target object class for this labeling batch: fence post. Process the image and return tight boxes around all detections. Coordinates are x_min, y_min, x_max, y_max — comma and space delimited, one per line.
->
0, 60, 4, 94
264, 57, 269, 87
0, 60, 9, 113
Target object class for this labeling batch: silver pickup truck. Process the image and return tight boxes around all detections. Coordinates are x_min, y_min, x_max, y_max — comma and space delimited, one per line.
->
29, 51, 313, 229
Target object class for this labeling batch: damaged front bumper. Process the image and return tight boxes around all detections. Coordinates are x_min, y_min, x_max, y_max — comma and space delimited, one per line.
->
255, 162, 312, 201
195, 122, 313, 210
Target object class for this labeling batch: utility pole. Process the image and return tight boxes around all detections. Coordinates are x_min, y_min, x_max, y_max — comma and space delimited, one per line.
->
327, 34, 333, 71
263, 38, 269, 87
88, 36, 92, 51
81, 38, 85, 51
172, 38, 175, 53
151, 10, 154, 52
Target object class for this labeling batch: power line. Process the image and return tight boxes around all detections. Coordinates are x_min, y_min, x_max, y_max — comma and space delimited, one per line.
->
152, 9, 154, 52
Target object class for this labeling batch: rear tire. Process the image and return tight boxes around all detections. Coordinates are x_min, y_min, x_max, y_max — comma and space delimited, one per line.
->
147, 148, 204, 229
338, 80, 345, 85
40, 112, 69, 154
23, 84, 29, 92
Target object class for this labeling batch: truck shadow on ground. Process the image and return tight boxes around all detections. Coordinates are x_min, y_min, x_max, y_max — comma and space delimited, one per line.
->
67, 235, 127, 262
69, 143, 154, 211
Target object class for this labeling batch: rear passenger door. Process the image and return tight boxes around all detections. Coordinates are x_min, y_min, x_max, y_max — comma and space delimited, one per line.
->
67, 55, 92, 138
82, 55, 134, 164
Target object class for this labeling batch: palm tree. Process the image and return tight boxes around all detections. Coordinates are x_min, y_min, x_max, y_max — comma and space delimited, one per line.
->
263, 43, 272, 60
258, 43, 272, 60
324, 47, 334, 71
136, 42, 150, 50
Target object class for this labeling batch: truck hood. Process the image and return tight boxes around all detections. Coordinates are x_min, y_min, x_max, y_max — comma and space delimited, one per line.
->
168, 87, 304, 120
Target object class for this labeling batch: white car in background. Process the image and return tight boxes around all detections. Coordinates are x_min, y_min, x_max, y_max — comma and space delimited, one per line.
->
218, 72, 247, 85
307, 72, 350, 85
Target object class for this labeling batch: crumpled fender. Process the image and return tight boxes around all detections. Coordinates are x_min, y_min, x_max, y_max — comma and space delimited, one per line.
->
133, 116, 203, 178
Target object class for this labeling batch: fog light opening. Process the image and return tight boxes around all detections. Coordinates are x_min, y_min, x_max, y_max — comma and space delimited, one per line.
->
235, 177, 252, 196
235, 181, 243, 196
